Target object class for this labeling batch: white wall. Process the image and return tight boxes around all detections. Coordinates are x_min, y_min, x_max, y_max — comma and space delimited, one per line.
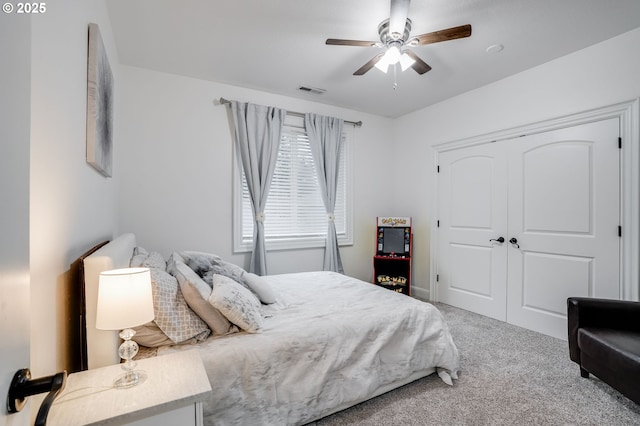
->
116, 66, 395, 282
30, 0, 119, 377
394, 28, 640, 298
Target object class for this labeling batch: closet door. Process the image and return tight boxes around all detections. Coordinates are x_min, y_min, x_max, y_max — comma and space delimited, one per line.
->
506, 118, 620, 339
436, 118, 620, 339
437, 143, 508, 320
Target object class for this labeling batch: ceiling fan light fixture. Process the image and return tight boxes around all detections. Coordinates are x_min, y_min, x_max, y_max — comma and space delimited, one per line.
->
399, 52, 415, 71
326, 0, 471, 77
384, 44, 402, 64
375, 43, 401, 73
374, 57, 391, 73
375, 48, 414, 74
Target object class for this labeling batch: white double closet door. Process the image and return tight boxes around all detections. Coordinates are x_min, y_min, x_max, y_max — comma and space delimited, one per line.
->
437, 118, 620, 339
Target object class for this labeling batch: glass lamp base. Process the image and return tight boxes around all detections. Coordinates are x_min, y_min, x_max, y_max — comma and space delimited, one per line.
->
114, 370, 147, 389
114, 328, 146, 388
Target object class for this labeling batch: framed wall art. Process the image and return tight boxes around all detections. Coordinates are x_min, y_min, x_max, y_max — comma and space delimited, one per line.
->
86, 23, 114, 177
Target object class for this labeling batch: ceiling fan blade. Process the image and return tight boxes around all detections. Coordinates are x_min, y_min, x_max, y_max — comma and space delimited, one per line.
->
415, 24, 472, 46
404, 50, 432, 75
353, 53, 385, 76
389, 0, 411, 38
326, 38, 378, 47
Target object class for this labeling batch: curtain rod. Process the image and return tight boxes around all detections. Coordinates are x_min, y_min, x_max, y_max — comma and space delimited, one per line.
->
218, 97, 362, 128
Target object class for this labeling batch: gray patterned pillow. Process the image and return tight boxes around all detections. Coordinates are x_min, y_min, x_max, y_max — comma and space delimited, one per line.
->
208, 274, 263, 333
149, 267, 210, 343
130, 249, 210, 344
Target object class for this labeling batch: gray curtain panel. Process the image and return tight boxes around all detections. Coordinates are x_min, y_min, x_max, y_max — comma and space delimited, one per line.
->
231, 101, 286, 276
304, 113, 344, 273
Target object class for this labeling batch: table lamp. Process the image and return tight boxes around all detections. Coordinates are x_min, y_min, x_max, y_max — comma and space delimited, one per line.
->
96, 267, 154, 388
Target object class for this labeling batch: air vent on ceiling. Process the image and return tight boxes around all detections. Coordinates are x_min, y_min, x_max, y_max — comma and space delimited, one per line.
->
298, 86, 326, 95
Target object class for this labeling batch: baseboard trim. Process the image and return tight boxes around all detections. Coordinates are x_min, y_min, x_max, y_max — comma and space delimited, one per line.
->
412, 285, 430, 301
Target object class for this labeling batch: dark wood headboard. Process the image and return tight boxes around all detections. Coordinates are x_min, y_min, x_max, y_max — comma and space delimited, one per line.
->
68, 240, 109, 373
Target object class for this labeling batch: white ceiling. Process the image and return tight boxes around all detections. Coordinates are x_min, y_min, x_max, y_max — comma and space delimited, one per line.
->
106, 0, 640, 118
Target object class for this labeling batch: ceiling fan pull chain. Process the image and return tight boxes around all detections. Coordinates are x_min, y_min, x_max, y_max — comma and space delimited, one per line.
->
393, 63, 398, 90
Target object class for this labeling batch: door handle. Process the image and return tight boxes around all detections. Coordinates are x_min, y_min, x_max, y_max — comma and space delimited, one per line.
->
509, 237, 520, 248
489, 237, 505, 243
7, 368, 67, 426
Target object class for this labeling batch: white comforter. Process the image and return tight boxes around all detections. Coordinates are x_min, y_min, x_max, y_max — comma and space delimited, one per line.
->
160, 271, 460, 425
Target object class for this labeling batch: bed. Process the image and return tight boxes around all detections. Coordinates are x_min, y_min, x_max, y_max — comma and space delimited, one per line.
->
78, 233, 460, 425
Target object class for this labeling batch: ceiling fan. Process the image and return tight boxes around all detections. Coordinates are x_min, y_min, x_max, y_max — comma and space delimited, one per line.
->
326, 0, 471, 76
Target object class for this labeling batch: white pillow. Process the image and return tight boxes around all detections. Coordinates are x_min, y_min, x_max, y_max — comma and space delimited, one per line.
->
242, 272, 277, 304
208, 274, 263, 333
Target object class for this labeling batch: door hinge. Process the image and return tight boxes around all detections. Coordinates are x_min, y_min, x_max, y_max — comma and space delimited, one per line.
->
436, 274, 439, 282
437, 220, 440, 228
437, 165, 440, 173
619, 226, 622, 237
618, 137, 622, 149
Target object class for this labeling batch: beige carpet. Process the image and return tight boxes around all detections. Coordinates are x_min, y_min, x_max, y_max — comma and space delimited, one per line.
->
313, 302, 640, 425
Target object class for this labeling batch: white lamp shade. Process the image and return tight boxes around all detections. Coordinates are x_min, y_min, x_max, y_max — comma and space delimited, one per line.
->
96, 267, 154, 330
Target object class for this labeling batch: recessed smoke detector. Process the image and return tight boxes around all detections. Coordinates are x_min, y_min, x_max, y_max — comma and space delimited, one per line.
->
486, 44, 504, 54
298, 86, 326, 95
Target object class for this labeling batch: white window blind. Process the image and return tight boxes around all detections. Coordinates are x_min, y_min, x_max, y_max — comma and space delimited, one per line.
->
235, 116, 352, 251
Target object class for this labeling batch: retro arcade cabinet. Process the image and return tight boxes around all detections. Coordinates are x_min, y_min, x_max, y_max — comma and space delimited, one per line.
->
373, 217, 412, 295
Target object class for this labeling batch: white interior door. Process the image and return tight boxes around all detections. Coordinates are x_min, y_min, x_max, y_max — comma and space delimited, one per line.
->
437, 143, 508, 320
1, 14, 31, 426
436, 118, 620, 339
506, 118, 620, 338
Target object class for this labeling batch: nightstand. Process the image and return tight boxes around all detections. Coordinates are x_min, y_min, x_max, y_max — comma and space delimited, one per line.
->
48, 350, 212, 426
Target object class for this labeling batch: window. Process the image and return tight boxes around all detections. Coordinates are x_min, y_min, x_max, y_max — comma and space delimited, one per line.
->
233, 115, 352, 252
